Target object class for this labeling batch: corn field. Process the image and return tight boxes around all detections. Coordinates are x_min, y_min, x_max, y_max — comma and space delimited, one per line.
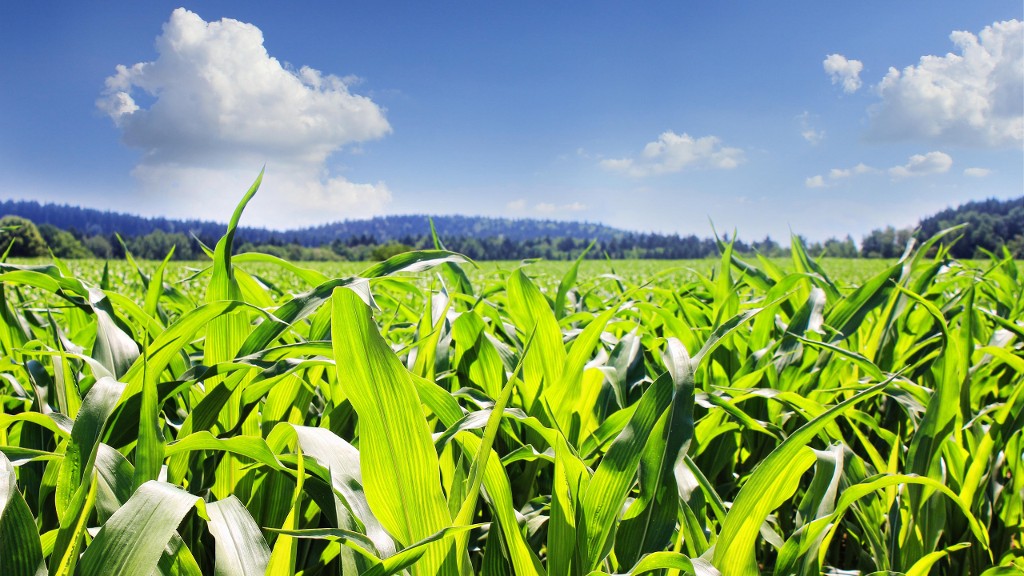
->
1, 177, 1022, 575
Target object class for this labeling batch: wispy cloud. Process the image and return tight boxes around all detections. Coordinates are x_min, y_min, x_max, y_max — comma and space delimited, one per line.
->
798, 111, 825, 145
507, 199, 587, 215
807, 153, 954, 187
806, 162, 876, 188
805, 175, 826, 189
535, 201, 586, 214
601, 131, 744, 177
96, 8, 392, 228
888, 151, 953, 179
867, 19, 1023, 148
829, 163, 875, 180
963, 167, 991, 178
823, 54, 864, 93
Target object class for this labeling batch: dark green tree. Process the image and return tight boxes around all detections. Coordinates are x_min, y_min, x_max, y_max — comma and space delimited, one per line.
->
371, 242, 413, 261
0, 215, 48, 257
823, 235, 859, 258
38, 224, 93, 258
84, 235, 114, 259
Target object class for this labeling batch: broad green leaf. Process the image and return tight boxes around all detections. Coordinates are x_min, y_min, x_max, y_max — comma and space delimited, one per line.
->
206, 496, 271, 576
79, 480, 206, 576
332, 286, 453, 576
581, 371, 675, 570
615, 338, 696, 567
56, 376, 125, 520
712, 380, 890, 576
0, 452, 45, 576
507, 268, 567, 415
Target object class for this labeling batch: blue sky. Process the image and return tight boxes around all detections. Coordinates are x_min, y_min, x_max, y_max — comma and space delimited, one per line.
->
1, 2, 1021, 241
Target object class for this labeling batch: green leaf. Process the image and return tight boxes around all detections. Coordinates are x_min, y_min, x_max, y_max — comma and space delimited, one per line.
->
507, 268, 566, 416
581, 371, 675, 570
411, 373, 546, 576
331, 286, 454, 576
555, 240, 595, 319
206, 495, 271, 576
56, 376, 126, 521
615, 338, 696, 567
79, 480, 206, 576
288, 424, 396, 557
712, 379, 891, 576
0, 452, 45, 576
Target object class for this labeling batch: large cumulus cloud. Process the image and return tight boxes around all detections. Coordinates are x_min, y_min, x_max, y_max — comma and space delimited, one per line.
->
867, 19, 1022, 148
98, 8, 393, 227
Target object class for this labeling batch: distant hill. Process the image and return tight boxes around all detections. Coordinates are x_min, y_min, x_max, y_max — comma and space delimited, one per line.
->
0, 199, 631, 246
2, 195, 1021, 260
0, 199, 267, 246
294, 214, 630, 244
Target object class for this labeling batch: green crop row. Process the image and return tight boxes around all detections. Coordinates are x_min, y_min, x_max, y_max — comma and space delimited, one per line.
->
1, 175, 1021, 575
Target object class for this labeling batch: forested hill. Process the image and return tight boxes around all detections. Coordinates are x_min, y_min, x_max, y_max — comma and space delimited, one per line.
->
295, 215, 627, 244
1, 195, 1022, 260
914, 196, 1024, 258
0, 199, 266, 245
0, 200, 628, 245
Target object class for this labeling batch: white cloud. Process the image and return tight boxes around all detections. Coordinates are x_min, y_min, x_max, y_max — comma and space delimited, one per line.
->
601, 131, 744, 177
829, 163, 875, 180
535, 202, 587, 214
805, 175, 826, 189
802, 128, 825, 145
505, 198, 585, 215
963, 167, 991, 178
807, 163, 877, 188
798, 112, 825, 145
506, 199, 527, 211
888, 151, 953, 179
867, 19, 1023, 148
823, 54, 864, 93
96, 8, 392, 228
810, 153, 955, 186
127, 164, 392, 226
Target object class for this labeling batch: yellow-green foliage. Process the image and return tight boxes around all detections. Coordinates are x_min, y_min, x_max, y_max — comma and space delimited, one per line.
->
0, 182, 1021, 575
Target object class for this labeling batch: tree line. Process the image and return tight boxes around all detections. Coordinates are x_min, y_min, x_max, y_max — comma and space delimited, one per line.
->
1, 196, 1020, 261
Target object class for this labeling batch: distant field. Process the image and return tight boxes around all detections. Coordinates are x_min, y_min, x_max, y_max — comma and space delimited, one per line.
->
47, 257, 899, 290
47, 256, 1013, 297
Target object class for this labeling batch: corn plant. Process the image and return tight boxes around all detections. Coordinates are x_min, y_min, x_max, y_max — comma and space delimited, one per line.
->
0, 175, 1021, 575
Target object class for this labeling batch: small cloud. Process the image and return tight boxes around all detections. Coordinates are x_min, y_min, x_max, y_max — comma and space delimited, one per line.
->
534, 201, 587, 214
506, 198, 586, 215
801, 128, 825, 146
506, 199, 527, 211
867, 19, 1023, 148
600, 158, 635, 172
798, 112, 825, 145
889, 151, 953, 179
963, 167, 991, 178
823, 54, 864, 93
805, 175, 826, 188
807, 162, 877, 188
829, 163, 875, 179
601, 131, 744, 177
